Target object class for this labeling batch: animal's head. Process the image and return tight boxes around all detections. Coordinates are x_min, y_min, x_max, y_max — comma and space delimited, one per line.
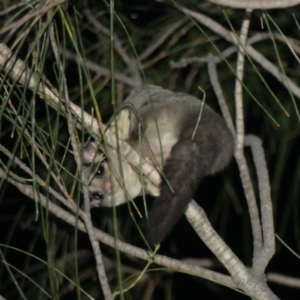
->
82, 142, 142, 207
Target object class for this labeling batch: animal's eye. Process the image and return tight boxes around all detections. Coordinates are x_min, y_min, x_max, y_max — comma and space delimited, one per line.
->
96, 165, 105, 177
92, 192, 104, 201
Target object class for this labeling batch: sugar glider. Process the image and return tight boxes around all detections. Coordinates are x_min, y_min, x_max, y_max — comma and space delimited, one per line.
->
82, 85, 234, 245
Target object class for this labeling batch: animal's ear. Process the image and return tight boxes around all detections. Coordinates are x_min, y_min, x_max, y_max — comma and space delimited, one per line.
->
83, 142, 98, 164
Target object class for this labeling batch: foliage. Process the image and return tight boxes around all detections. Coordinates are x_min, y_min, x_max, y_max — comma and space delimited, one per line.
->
0, 0, 300, 299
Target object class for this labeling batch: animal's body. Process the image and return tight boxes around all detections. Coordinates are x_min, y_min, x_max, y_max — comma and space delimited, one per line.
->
83, 85, 234, 245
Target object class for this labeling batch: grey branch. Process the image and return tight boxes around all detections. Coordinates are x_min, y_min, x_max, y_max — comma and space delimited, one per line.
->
245, 135, 275, 275
186, 202, 279, 300
207, 0, 300, 9
0, 167, 236, 290
183, 8, 300, 102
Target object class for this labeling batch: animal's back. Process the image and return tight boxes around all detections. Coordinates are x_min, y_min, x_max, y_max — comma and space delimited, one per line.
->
124, 85, 233, 173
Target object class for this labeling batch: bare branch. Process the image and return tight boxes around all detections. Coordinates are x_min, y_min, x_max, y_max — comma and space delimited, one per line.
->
84, 8, 142, 86
50, 25, 113, 299
0, 0, 65, 35
0, 144, 76, 213
232, 9, 264, 264
139, 18, 188, 61
207, 54, 235, 134
0, 167, 237, 290
186, 201, 279, 300
267, 272, 300, 288
0, 1, 27, 16
63, 49, 138, 87
0, 43, 160, 187
171, 32, 300, 69
182, 7, 300, 102
206, 0, 300, 9
245, 135, 275, 274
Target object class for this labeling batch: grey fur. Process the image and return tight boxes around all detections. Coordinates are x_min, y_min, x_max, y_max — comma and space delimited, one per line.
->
83, 85, 234, 245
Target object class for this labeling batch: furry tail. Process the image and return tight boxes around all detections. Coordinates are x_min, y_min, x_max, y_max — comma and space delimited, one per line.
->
146, 117, 233, 245
147, 139, 208, 245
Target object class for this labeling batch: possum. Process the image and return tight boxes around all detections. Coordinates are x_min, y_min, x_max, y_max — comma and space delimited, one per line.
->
82, 85, 234, 245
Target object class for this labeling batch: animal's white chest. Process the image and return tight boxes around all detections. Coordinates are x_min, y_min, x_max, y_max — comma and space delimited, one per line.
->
148, 131, 177, 165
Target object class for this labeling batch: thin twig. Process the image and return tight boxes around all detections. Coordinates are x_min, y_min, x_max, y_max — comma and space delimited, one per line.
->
50, 25, 113, 299
63, 49, 138, 87
207, 0, 300, 9
171, 32, 300, 68
1, 80, 77, 210
245, 135, 275, 274
267, 272, 300, 288
0, 0, 65, 35
182, 7, 300, 103
0, 1, 27, 16
0, 144, 76, 213
139, 18, 188, 61
233, 8, 263, 266
207, 54, 235, 134
84, 8, 142, 85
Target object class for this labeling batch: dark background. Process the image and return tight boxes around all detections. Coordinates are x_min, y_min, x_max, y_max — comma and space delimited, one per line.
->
1, 0, 300, 299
